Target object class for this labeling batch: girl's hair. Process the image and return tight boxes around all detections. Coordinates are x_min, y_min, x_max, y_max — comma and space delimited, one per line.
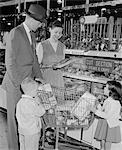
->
48, 20, 63, 29
107, 80, 122, 104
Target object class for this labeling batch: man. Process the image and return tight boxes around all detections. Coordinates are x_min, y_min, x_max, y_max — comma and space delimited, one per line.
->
2, 4, 46, 150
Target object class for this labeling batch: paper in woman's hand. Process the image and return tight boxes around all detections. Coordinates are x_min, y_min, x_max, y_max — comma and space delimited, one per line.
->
52, 58, 77, 69
41, 65, 53, 69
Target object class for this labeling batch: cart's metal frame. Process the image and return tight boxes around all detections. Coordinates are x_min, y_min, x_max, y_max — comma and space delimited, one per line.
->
38, 86, 95, 150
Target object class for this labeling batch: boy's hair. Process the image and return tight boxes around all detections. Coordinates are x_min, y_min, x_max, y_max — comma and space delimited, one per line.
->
21, 77, 38, 94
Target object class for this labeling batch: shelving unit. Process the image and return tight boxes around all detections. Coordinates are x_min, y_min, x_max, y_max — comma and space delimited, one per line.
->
65, 49, 122, 59
63, 48, 122, 149
63, 72, 108, 84
63, 13, 122, 146
63, 0, 122, 87
64, 48, 122, 94
63, 2, 122, 146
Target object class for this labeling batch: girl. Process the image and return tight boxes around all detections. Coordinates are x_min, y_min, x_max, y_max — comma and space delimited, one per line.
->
89, 80, 122, 150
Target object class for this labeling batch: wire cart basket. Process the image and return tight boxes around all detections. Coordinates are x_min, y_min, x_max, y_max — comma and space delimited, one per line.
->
38, 84, 95, 150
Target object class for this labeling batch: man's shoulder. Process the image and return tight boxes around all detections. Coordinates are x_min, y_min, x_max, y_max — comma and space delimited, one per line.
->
58, 40, 65, 47
10, 24, 24, 35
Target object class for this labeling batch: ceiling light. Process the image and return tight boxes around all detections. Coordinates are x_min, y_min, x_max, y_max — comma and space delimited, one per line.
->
2, 18, 6, 20
7, 23, 11, 25
57, 0, 62, 4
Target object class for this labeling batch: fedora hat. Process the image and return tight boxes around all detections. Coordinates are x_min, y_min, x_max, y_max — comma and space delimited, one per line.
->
26, 4, 47, 23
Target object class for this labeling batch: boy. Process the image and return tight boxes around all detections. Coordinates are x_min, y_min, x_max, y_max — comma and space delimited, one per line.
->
16, 77, 45, 150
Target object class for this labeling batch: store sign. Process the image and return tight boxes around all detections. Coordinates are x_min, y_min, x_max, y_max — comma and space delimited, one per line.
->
84, 15, 98, 24
86, 58, 114, 73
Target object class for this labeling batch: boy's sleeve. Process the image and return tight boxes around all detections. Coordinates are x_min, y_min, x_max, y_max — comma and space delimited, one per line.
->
20, 100, 45, 117
34, 103, 46, 117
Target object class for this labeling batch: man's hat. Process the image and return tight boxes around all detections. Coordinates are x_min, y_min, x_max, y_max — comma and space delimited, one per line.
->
26, 4, 47, 23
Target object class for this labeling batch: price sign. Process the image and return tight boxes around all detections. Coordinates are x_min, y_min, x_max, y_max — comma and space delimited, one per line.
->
86, 58, 114, 73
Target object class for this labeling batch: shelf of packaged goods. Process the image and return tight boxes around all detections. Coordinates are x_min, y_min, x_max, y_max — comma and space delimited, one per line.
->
63, 72, 109, 84
65, 49, 122, 58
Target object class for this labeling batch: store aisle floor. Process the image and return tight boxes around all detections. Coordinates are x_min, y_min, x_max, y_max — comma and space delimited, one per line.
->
0, 110, 8, 150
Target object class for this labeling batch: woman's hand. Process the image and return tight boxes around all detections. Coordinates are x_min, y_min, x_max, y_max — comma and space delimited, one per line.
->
90, 106, 97, 113
52, 64, 59, 70
95, 99, 100, 107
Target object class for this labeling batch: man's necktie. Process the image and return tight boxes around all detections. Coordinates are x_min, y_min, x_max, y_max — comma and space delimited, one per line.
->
30, 31, 36, 51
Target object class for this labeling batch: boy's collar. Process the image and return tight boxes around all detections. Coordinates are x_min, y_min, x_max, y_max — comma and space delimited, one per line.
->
22, 94, 34, 99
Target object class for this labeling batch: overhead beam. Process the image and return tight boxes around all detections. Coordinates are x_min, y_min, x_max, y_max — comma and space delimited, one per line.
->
63, 0, 122, 11
0, 0, 43, 7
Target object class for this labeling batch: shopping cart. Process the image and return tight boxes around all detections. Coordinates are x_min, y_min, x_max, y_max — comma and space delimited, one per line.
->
38, 84, 95, 150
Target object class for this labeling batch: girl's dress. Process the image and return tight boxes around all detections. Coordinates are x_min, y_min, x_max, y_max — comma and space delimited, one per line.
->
94, 119, 121, 143
94, 118, 108, 141
94, 97, 121, 143
41, 39, 65, 88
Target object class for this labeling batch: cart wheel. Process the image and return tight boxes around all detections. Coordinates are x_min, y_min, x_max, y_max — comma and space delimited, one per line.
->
45, 127, 56, 145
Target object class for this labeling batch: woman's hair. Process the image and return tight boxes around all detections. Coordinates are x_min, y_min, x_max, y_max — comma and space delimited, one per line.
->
48, 20, 63, 29
107, 80, 122, 104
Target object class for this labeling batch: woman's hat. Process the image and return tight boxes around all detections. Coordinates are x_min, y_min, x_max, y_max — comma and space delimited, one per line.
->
26, 4, 47, 23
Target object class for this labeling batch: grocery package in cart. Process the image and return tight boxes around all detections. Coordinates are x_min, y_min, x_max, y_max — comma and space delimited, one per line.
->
38, 83, 57, 110
71, 91, 97, 122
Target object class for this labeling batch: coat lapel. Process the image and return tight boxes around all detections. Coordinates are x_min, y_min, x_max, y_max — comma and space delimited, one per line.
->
18, 24, 34, 57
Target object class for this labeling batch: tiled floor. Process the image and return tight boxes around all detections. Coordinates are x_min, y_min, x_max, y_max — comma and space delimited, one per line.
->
0, 110, 8, 150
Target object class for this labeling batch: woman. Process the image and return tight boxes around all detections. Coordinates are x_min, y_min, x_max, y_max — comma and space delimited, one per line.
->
36, 20, 65, 88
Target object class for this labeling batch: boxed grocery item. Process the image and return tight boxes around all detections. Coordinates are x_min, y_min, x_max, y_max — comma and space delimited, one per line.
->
38, 83, 57, 110
71, 91, 97, 121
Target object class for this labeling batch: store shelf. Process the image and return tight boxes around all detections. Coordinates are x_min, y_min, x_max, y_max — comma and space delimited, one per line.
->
63, 72, 109, 84
65, 49, 86, 55
65, 49, 122, 58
